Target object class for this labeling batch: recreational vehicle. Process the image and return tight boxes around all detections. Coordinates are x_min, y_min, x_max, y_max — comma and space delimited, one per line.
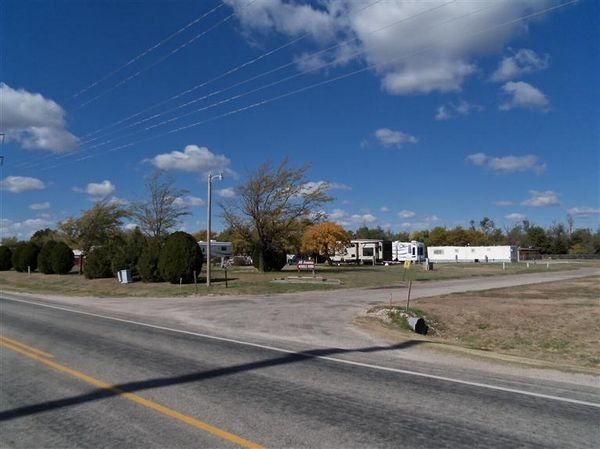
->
331, 239, 392, 264
197, 241, 233, 265
391, 241, 426, 263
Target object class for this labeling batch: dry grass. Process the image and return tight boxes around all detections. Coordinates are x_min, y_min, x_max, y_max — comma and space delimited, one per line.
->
411, 276, 600, 369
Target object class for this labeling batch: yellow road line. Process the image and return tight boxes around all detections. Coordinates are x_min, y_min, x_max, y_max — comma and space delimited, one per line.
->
0, 335, 54, 358
1, 340, 266, 449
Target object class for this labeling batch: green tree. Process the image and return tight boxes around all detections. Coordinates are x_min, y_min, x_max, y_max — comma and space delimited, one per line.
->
547, 222, 569, 254
30, 228, 60, 246
84, 246, 114, 279
38, 240, 58, 274
1, 236, 19, 248
12, 241, 41, 272
59, 198, 129, 258
138, 239, 163, 282
129, 171, 190, 240
158, 231, 203, 284
221, 158, 332, 272
0, 246, 13, 270
110, 228, 147, 278
523, 225, 550, 253
51, 241, 75, 274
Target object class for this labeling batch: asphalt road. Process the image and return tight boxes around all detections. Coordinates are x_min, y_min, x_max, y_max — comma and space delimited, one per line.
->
1, 296, 598, 449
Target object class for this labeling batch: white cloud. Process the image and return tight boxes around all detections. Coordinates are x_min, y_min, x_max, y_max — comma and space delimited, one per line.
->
380, 206, 390, 213
173, 195, 204, 207
435, 100, 482, 120
149, 144, 233, 175
217, 187, 236, 198
374, 128, 417, 148
488, 155, 546, 173
465, 152, 488, 166
398, 209, 416, 219
74, 180, 116, 197
505, 213, 526, 221
0, 83, 79, 153
521, 190, 560, 207
224, 0, 337, 42
327, 208, 376, 227
494, 200, 514, 206
0, 176, 45, 193
499, 81, 550, 111
226, 1, 549, 95
29, 202, 51, 210
466, 153, 546, 173
567, 207, 600, 218
491, 48, 550, 82
2, 217, 56, 239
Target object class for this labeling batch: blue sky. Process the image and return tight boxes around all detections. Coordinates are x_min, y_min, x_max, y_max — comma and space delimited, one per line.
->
1, 0, 599, 240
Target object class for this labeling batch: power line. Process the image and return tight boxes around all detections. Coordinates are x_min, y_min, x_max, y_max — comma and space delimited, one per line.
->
70, 2, 226, 102
77, 0, 386, 144
57, 0, 449, 153
74, 0, 259, 110
36, 0, 576, 174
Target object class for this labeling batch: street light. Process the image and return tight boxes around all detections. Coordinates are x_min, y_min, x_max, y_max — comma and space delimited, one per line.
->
206, 172, 223, 286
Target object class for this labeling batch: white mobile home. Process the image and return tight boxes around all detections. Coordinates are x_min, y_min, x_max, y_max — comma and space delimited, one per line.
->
427, 245, 517, 263
391, 241, 426, 263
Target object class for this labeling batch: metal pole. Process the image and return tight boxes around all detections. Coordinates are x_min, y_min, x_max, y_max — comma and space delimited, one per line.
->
207, 174, 212, 286
206, 172, 223, 287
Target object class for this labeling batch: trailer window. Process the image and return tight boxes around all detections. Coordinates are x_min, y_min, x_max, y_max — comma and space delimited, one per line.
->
363, 248, 374, 257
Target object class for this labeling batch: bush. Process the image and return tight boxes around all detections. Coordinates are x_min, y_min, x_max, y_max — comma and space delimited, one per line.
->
0, 246, 12, 270
158, 231, 203, 284
252, 246, 287, 272
138, 240, 163, 282
84, 247, 113, 279
111, 230, 146, 278
12, 241, 40, 272
38, 241, 58, 274
51, 241, 75, 274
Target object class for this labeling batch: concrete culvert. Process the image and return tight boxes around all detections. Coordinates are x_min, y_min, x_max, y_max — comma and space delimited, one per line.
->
408, 316, 428, 335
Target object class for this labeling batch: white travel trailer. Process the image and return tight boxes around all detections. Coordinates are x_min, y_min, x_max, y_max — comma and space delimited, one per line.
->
331, 239, 392, 264
391, 241, 426, 263
197, 241, 233, 265
427, 245, 517, 263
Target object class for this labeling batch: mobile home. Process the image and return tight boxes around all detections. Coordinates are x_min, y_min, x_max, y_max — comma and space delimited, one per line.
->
427, 245, 517, 263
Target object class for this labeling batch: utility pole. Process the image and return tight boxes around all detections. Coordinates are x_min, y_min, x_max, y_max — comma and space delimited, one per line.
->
206, 172, 223, 286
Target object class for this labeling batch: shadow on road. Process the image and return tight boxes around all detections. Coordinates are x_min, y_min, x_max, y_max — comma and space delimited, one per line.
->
0, 340, 421, 421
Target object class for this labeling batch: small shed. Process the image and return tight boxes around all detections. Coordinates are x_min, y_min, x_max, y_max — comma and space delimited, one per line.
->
518, 247, 541, 261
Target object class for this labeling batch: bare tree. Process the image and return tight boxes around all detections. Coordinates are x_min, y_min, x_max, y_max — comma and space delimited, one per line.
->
129, 171, 190, 240
221, 158, 332, 272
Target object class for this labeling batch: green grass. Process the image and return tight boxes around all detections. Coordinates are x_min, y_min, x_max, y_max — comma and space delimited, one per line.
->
0, 260, 596, 297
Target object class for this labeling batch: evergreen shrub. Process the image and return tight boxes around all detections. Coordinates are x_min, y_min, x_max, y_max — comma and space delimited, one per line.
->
51, 241, 75, 274
0, 246, 13, 271
158, 231, 203, 284
84, 247, 113, 279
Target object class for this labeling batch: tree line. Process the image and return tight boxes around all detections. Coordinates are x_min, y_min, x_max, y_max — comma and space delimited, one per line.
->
1, 161, 598, 282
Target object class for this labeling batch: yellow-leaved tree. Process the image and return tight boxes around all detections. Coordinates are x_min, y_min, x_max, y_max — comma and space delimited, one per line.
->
301, 222, 350, 265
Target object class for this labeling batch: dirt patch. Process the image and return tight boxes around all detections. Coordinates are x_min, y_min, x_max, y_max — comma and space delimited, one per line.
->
363, 276, 600, 371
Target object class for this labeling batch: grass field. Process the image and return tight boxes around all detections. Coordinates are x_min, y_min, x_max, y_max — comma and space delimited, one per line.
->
0, 260, 594, 297
416, 275, 600, 370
